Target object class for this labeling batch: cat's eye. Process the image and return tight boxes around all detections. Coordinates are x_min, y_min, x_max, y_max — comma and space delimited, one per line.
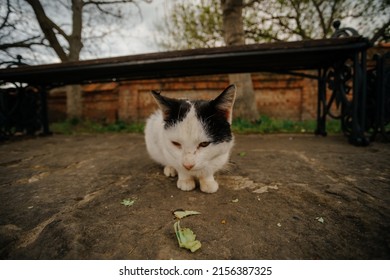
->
171, 141, 182, 148
198, 141, 210, 148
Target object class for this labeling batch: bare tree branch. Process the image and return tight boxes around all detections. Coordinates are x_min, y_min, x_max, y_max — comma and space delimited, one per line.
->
0, 36, 42, 50
325, 0, 339, 36
311, 0, 327, 37
83, 0, 152, 14
0, 0, 12, 30
290, 0, 309, 39
25, 0, 69, 61
370, 19, 390, 43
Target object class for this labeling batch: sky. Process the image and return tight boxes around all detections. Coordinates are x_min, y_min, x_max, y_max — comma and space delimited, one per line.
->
83, 0, 168, 59
83, 0, 180, 61
0, 0, 169, 65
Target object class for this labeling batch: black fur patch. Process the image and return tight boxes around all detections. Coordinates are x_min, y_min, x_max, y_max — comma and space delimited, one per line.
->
194, 100, 233, 143
163, 99, 191, 129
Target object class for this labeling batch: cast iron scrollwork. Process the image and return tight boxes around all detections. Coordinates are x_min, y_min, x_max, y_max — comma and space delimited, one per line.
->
331, 20, 359, 39
318, 21, 369, 145
0, 84, 43, 140
0, 55, 48, 140
366, 52, 390, 142
325, 59, 354, 137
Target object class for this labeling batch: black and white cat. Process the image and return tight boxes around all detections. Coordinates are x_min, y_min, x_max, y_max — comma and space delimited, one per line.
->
145, 84, 236, 193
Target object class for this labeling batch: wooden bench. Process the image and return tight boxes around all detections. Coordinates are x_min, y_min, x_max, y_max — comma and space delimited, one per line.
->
0, 36, 371, 145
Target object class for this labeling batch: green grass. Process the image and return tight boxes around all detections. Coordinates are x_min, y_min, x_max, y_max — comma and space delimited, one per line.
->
231, 116, 342, 134
50, 119, 144, 135
50, 116, 342, 135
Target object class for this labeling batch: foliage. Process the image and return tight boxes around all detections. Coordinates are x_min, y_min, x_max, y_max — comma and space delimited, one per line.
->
156, 0, 224, 50
50, 119, 145, 135
156, 0, 390, 50
50, 116, 342, 135
245, 0, 390, 43
231, 116, 342, 134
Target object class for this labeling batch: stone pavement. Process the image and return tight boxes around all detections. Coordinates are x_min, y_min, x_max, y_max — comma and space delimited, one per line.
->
0, 133, 389, 259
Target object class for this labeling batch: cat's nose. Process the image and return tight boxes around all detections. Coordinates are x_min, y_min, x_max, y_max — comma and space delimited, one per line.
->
183, 163, 194, 170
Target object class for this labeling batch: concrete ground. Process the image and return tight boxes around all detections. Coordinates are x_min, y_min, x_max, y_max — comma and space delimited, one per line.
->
0, 133, 389, 259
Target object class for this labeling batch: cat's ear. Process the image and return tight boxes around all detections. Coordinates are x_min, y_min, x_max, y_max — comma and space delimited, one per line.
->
150, 90, 175, 120
213, 84, 236, 124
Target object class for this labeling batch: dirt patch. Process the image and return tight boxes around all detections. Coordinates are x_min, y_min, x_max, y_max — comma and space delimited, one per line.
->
0, 133, 389, 259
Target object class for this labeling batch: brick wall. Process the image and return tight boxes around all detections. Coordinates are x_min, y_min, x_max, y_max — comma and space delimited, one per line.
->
48, 72, 319, 123
45, 45, 390, 123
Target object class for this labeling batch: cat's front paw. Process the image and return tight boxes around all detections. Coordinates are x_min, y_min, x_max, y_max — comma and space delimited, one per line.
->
177, 178, 196, 191
199, 178, 219, 193
164, 166, 177, 177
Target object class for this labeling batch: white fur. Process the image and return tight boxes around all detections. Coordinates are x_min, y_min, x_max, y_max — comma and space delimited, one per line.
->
145, 106, 234, 193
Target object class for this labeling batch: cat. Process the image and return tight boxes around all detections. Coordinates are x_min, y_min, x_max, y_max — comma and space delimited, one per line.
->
144, 84, 236, 193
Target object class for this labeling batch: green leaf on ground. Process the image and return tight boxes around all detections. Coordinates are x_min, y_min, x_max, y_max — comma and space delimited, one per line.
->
173, 210, 201, 219
121, 198, 135, 207
174, 221, 201, 253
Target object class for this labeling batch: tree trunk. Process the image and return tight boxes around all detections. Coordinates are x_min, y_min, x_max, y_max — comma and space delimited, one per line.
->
69, 0, 83, 62
66, 84, 83, 120
66, 0, 84, 120
26, 0, 84, 120
221, 0, 259, 122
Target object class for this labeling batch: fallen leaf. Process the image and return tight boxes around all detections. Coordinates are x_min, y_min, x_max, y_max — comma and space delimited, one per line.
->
121, 198, 135, 207
173, 210, 201, 219
174, 221, 201, 253
315, 217, 324, 223
252, 184, 279, 194
239, 152, 247, 157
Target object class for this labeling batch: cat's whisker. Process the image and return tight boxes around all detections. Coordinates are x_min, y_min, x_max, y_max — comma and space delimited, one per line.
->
177, 103, 183, 119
